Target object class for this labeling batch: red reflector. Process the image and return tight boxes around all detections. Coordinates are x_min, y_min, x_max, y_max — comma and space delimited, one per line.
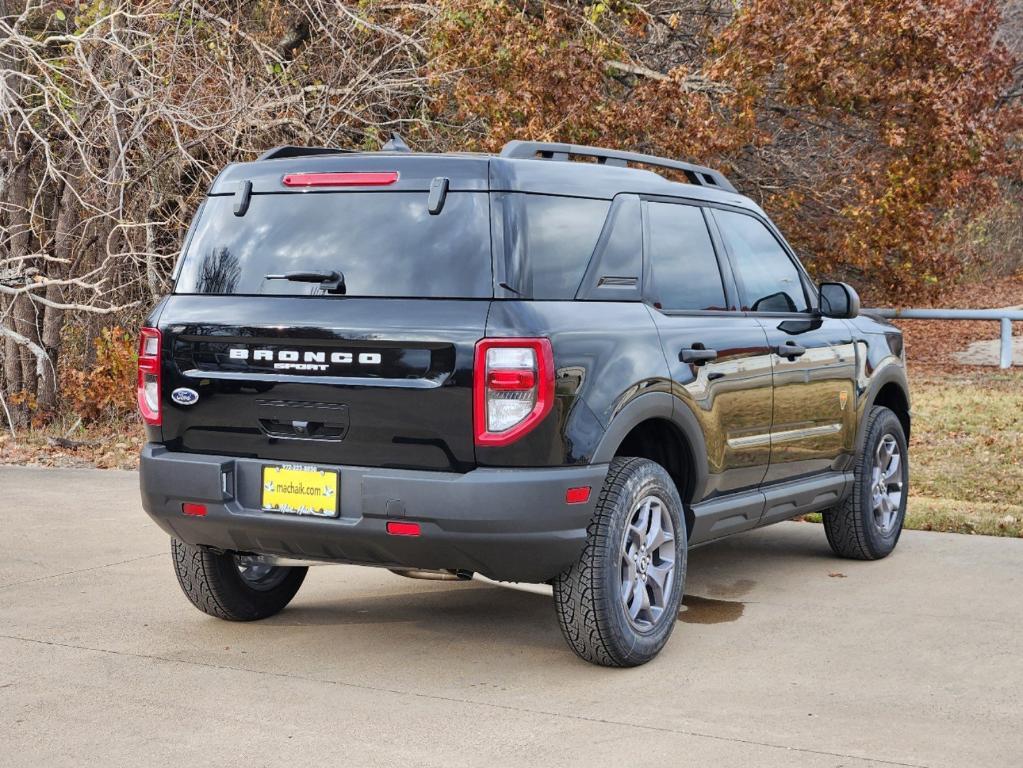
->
565, 486, 591, 504
487, 369, 536, 390
182, 503, 207, 517
282, 171, 399, 188
386, 521, 421, 537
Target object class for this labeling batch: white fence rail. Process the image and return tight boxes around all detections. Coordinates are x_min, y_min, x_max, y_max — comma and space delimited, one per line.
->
866, 308, 1023, 369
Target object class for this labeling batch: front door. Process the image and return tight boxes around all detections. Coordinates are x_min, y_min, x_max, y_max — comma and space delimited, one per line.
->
643, 200, 775, 500
710, 208, 857, 485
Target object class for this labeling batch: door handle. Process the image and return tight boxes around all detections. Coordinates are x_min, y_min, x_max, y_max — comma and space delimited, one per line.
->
775, 341, 807, 360
680, 346, 718, 365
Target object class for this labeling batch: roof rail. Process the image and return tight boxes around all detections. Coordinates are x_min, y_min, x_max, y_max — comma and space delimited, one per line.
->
257, 146, 352, 161
499, 141, 737, 193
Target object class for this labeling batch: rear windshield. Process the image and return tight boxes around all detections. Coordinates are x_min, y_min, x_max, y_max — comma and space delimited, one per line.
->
174, 192, 492, 297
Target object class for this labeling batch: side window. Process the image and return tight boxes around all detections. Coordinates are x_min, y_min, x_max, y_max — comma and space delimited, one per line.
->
513, 195, 611, 299
715, 209, 809, 313
576, 195, 643, 301
646, 202, 727, 311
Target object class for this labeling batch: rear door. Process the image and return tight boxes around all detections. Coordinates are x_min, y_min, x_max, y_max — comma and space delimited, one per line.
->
160, 178, 493, 472
643, 200, 774, 504
711, 208, 857, 485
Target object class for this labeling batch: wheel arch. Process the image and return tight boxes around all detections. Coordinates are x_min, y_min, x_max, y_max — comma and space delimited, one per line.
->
591, 393, 708, 534
856, 365, 911, 448
874, 382, 911, 439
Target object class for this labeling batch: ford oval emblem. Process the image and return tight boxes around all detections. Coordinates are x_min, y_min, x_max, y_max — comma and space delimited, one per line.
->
171, 387, 199, 406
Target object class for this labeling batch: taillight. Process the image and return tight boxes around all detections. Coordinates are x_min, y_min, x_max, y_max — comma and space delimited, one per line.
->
474, 338, 554, 447
137, 327, 162, 426
282, 171, 399, 188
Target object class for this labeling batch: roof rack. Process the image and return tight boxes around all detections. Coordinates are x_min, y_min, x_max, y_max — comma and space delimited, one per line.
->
257, 146, 352, 161
499, 140, 737, 194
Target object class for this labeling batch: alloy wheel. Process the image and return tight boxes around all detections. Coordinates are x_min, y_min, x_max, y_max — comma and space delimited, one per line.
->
620, 495, 677, 630
870, 434, 904, 534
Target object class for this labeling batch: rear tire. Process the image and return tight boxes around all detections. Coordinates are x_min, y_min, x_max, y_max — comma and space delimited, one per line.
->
823, 406, 909, 560
553, 457, 687, 667
171, 538, 307, 621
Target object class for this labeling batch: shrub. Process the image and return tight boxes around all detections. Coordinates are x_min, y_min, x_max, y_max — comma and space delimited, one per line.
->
61, 327, 138, 422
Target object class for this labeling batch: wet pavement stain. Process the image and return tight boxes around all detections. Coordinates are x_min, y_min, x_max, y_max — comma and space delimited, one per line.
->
678, 595, 745, 624
705, 578, 757, 599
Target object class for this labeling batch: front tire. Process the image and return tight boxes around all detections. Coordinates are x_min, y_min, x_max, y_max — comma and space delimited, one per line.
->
553, 457, 687, 667
823, 406, 909, 560
171, 538, 307, 621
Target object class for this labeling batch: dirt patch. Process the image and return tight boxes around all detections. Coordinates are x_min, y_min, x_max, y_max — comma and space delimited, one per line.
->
952, 337, 1023, 366
0, 417, 143, 470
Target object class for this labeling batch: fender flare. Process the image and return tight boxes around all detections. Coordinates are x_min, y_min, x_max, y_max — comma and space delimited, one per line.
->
854, 362, 911, 448
591, 392, 709, 501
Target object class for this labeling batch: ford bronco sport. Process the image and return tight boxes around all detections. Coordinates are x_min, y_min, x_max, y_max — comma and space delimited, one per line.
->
138, 139, 911, 667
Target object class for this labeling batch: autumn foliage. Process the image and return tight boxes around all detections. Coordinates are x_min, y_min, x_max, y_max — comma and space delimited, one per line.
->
429, 0, 1022, 296
60, 327, 138, 422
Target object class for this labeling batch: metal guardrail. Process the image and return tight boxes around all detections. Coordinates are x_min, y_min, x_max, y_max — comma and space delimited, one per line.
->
866, 308, 1023, 369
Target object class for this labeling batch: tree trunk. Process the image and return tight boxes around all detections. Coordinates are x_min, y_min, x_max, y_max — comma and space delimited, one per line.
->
36, 177, 78, 413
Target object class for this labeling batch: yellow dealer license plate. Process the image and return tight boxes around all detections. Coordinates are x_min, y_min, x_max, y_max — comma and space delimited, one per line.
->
261, 465, 339, 518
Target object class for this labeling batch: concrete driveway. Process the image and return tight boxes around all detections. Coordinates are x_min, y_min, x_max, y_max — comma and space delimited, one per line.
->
1, 465, 1021, 767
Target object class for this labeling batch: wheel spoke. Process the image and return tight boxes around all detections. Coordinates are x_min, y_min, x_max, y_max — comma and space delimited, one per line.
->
622, 554, 637, 587
631, 501, 651, 548
628, 579, 645, 620
646, 505, 666, 550
637, 583, 652, 622
877, 437, 894, 466
884, 451, 901, 481
648, 505, 674, 551
646, 561, 673, 604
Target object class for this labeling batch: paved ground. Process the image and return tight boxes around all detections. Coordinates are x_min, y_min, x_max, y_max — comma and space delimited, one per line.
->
2, 466, 1021, 767
953, 336, 1023, 366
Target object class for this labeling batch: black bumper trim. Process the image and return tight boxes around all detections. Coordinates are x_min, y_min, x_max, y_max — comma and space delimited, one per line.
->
139, 444, 608, 582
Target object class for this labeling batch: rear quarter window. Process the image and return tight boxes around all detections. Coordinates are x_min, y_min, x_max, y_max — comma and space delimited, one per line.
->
501, 194, 611, 300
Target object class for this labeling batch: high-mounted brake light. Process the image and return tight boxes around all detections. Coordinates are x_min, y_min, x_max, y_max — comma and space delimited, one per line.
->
474, 338, 554, 447
137, 327, 162, 426
282, 171, 399, 188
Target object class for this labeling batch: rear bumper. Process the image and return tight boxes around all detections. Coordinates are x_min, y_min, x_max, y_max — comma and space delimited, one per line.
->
139, 444, 607, 583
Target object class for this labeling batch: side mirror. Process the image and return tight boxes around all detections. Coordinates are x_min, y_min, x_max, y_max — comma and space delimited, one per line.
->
819, 281, 860, 319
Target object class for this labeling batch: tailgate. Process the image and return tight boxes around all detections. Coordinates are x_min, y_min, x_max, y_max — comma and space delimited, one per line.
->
157, 295, 488, 471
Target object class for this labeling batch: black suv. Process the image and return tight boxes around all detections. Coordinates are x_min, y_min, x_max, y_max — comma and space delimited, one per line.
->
138, 140, 911, 667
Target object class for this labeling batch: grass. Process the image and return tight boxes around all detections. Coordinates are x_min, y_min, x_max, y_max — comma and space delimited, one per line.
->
903, 370, 1023, 536
805, 369, 1023, 537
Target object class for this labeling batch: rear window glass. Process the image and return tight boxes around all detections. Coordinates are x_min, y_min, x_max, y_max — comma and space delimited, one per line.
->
504, 195, 611, 299
174, 192, 492, 297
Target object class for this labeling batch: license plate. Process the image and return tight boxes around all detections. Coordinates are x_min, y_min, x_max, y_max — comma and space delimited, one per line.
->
261, 465, 339, 518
